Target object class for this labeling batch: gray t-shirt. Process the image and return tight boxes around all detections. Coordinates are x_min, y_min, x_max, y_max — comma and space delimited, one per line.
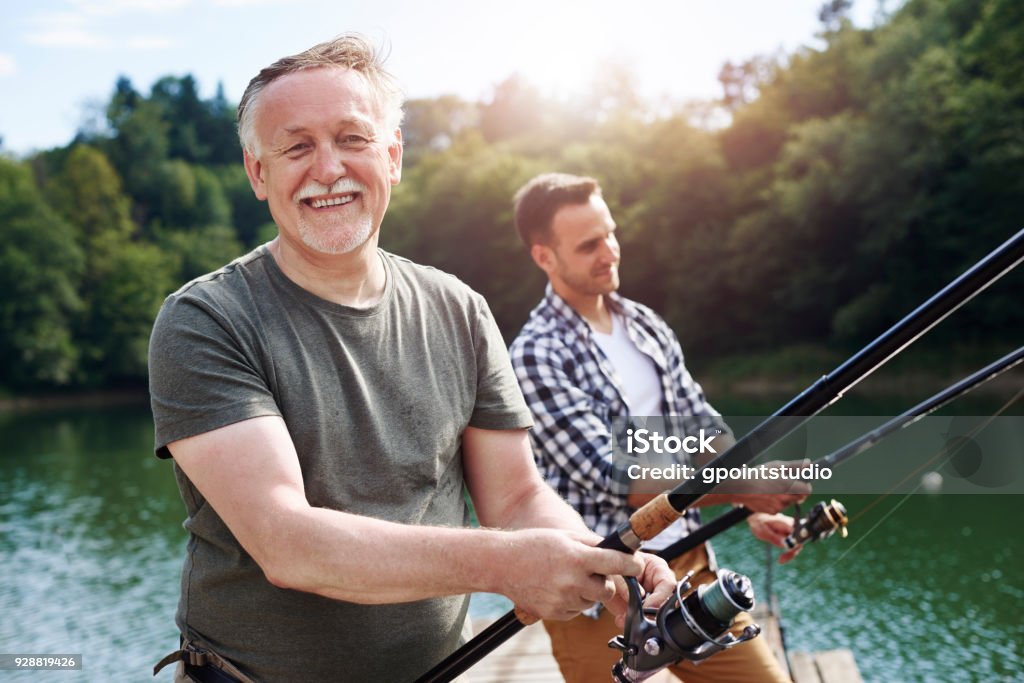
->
149, 245, 533, 682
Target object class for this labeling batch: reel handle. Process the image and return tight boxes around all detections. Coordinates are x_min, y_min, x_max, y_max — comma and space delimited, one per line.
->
784, 498, 849, 549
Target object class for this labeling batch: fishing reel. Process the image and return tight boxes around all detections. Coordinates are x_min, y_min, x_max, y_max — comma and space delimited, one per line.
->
608, 569, 760, 682
784, 498, 848, 549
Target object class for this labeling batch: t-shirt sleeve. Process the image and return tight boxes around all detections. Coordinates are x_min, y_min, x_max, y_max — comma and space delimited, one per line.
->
467, 297, 534, 431
148, 292, 281, 459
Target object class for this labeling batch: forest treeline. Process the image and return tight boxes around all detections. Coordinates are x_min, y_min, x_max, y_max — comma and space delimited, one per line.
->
1, 0, 1021, 393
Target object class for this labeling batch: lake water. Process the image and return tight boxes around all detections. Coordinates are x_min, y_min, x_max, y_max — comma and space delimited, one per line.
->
1, 402, 1021, 682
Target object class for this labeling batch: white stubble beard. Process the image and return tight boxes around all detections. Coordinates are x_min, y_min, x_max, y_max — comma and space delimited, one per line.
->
294, 178, 377, 255
297, 210, 375, 255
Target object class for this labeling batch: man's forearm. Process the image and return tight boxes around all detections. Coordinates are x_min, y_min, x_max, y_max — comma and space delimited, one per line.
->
257, 503, 568, 603
263, 497, 659, 623
491, 479, 592, 536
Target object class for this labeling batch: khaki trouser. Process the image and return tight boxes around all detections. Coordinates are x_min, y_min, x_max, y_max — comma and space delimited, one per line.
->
543, 545, 792, 683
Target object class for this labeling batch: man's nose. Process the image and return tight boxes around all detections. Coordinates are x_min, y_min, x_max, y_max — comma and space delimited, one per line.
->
310, 145, 348, 184
600, 236, 619, 262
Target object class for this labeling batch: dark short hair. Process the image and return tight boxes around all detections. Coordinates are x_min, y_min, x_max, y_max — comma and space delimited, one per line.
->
513, 173, 601, 247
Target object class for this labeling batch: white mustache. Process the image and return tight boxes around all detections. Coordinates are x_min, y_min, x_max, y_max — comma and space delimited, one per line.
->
294, 178, 367, 202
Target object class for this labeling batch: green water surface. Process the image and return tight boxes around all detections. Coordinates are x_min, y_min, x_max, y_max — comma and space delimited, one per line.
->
0, 404, 1020, 682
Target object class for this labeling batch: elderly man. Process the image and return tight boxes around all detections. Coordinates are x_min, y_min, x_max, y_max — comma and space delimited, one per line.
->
149, 38, 673, 682
509, 172, 809, 683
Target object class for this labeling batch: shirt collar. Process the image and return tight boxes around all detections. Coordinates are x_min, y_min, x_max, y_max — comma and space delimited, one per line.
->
542, 283, 627, 336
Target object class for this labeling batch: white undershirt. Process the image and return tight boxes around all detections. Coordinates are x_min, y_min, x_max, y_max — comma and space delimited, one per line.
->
591, 314, 683, 550
590, 314, 663, 416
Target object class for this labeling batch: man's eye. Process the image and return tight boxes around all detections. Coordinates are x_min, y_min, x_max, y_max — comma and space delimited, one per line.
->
341, 135, 370, 146
286, 143, 310, 155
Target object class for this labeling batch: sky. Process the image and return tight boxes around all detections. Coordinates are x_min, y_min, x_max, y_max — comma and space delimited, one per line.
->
0, 0, 887, 156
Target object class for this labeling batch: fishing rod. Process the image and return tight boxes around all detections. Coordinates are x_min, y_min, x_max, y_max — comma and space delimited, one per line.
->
415, 226, 1024, 683
652, 343, 1024, 563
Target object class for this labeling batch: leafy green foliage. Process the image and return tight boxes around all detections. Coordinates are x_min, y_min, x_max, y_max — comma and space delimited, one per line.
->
2, 0, 1020, 392
46, 145, 175, 385
0, 158, 84, 387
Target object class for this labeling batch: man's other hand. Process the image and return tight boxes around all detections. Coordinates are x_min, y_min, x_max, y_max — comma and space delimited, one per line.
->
747, 512, 803, 564
502, 529, 675, 622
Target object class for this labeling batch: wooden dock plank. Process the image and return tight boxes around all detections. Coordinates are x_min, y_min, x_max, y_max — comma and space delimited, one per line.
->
813, 650, 864, 683
465, 617, 863, 683
751, 604, 791, 680
465, 620, 677, 682
790, 651, 823, 683
791, 649, 863, 683
466, 621, 561, 682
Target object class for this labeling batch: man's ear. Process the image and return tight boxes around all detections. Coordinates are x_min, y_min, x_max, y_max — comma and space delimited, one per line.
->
243, 149, 268, 200
388, 128, 404, 185
530, 243, 556, 275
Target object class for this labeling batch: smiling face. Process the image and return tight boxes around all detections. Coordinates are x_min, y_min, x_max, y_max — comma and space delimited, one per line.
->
532, 193, 621, 304
242, 66, 403, 257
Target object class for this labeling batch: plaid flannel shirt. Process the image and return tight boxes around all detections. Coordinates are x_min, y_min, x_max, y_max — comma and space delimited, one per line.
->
510, 285, 722, 540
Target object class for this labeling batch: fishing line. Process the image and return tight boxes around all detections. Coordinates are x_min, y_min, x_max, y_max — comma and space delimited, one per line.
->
805, 384, 1024, 587
850, 383, 1024, 523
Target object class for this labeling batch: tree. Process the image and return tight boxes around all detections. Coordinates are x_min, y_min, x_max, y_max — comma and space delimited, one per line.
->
718, 56, 778, 113
156, 224, 243, 283
103, 95, 170, 226
0, 158, 84, 388
48, 145, 135, 245
819, 0, 854, 32
48, 145, 174, 384
88, 240, 175, 379
214, 164, 271, 247
384, 136, 548, 339
402, 95, 480, 166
